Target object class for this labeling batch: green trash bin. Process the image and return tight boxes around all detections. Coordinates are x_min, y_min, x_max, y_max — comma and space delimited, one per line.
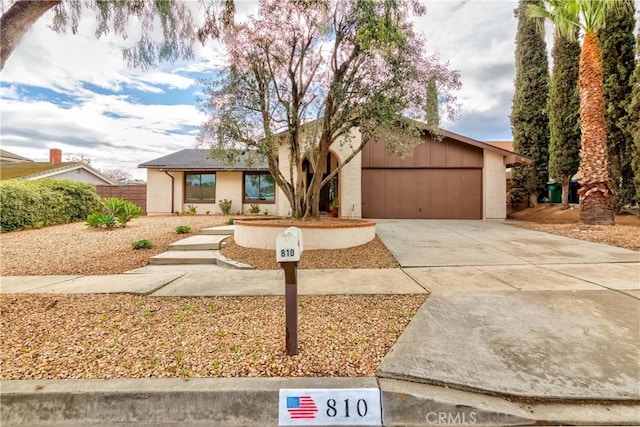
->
547, 181, 561, 204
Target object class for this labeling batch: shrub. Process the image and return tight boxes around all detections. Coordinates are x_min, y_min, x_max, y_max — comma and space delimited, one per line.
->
0, 179, 102, 232
132, 239, 153, 250
90, 197, 143, 228
218, 199, 232, 214
249, 204, 261, 214
86, 212, 117, 229
175, 225, 191, 234
115, 201, 143, 226
184, 204, 197, 215
226, 217, 235, 225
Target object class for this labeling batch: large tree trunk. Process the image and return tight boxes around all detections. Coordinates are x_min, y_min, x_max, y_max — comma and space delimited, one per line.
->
577, 32, 615, 225
0, 0, 60, 70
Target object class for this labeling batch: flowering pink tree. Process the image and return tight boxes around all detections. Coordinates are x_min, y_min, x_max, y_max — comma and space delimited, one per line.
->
199, 0, 460, 218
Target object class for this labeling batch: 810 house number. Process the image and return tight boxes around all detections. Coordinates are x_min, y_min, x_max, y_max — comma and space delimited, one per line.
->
278, 388, 382, 426
326, 398, 368, 418
280, 249, 296, 257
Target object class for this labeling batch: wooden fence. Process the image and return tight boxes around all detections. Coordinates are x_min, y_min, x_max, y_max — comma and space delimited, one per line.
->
95, 184, 147, 213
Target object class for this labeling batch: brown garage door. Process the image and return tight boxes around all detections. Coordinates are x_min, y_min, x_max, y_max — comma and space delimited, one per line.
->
362, 168, 482, 219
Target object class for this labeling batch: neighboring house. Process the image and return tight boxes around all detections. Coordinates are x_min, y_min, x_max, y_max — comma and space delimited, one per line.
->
0, 149, 115, 186
0, 149, 33, 164
140, 125, 531, 220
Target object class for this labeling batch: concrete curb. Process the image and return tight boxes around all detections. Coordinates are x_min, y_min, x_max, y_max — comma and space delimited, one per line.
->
0, 377, 376, 427
3, 377, 638, 426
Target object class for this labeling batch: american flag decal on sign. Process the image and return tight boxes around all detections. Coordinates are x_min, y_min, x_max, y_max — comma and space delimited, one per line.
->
286, 395, 318, 419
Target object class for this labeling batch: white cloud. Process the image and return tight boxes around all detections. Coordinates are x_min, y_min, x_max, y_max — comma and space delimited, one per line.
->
11, 0, 616, 179
416, 0, 518, 139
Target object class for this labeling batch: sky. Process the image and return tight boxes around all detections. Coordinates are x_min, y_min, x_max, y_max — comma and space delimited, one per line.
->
0, 0, 602, 180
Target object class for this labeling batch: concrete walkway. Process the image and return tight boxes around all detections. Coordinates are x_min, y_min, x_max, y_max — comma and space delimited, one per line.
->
1, 220, 639, 426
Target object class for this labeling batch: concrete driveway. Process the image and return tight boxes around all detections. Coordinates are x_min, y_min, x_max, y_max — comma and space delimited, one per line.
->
375, 219, 639, 294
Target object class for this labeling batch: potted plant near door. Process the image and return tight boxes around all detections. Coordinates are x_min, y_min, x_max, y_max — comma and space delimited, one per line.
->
329, 199, 339, 218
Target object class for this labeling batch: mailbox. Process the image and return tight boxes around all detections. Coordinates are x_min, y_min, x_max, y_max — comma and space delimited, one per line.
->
276, 227, 304, 262
276, 226, 304, 356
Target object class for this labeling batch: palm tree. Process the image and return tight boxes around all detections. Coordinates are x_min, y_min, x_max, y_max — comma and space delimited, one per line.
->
528, 0, 632, 225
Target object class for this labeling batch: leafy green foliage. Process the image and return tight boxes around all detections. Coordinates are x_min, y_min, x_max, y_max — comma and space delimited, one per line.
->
226, 217, 235, 225
218, 199, 232, 214
0, 179, 102, 232
132, 239, 153, 250
511, 0, 550, 205
184, 204, 197, 215
425, 76, 441, 139
599, 0, 637, 210
630, 30, 640, 203
175, 225, 191, 234
86, 197, 143, 229
86, 212, 117, 229
116, 201, 143, 226
548, 28, 581, 204
248, 204, 260, 214
100, 197, 143, 227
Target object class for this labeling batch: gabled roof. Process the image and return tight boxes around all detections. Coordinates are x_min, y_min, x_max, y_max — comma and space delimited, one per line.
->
0, 149, 33, 163
0, 161, 115, 185
138, 149, 269, 171
407, 122, 532, 167
274, 117, 532, 167
485, 141, 514, 153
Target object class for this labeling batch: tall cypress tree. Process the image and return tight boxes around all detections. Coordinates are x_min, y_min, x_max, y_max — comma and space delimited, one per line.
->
630, 29, 640, 203
548, 28, 581, 209
426, 76, 440, 139
511, 0, 550, 207
599, 0, 636, 211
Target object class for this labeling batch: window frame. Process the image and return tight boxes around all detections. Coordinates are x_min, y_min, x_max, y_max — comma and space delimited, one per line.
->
243, 172, 276, 204
183, 172, 217, 203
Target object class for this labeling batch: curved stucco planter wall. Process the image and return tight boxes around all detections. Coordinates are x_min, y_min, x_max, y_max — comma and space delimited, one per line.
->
234, 220, 376, 250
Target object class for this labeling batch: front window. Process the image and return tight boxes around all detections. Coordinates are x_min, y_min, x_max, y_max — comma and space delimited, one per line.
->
185, 173, 216, 202
244, 172, 275, 203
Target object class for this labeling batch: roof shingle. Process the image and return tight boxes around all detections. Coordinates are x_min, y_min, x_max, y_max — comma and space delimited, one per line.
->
138, 149, 269, 171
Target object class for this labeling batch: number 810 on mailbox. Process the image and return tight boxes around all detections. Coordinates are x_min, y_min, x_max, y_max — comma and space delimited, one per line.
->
276, 227, 304, 262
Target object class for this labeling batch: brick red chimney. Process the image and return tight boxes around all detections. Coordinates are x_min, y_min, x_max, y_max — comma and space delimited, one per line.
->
50, 148, 62, 164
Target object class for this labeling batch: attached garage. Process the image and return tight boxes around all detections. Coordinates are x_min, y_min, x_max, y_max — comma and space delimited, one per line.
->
362, 133, 487, 219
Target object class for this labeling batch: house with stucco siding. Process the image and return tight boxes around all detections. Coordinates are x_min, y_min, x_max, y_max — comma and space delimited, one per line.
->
138, 125, 530, 219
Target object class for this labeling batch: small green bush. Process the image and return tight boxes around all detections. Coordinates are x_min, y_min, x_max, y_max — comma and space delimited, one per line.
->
0, 179, 101, 232
226, 217, 235, 225
86, 212, 117, 229
249, 204, 260, 214
86, 197, 143, 229
132, 239, 153, 250
184, 204, 197, 215
175, 225, 191, 234
218, 199, 232, 214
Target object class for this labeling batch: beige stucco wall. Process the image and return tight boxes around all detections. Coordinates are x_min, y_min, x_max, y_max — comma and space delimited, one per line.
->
332, 129, 362, 219
483, 150, 507, 219
234, 222, 375, 249
276, 127, 363, 218
146, 169, 182, 214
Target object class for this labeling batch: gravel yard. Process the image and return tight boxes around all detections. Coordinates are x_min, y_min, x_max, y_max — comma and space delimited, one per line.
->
220, 236, 399, 269
0, 293, 425, 379
507, 205, 640, 251
0, 216, 228, 276
1, 209, 637, 380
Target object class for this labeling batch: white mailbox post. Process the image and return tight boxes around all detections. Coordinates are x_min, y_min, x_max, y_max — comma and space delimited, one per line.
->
276, 227, 304, 355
